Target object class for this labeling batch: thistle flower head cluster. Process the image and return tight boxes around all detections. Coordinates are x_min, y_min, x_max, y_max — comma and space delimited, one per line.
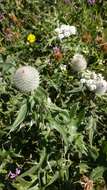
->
71, 53, 87, 72
80, 70, 107, 95
55, 24, 77, 40
13, 66, 40, 92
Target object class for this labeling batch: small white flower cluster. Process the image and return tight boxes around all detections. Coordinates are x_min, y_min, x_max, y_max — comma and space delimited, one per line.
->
55, 24, 76, 40
80, 70, 107, 95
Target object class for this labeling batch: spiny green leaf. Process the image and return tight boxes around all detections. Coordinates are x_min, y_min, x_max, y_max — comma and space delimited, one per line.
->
28, 184, 39, 190
9, 101, 27, 133
74, 134, 87, 156
69, 103, 79, 118
49, 120, 68, 146
79, 163, 89, 174
90, 166, 105, 182
87, 116, 96, 147
55, 111, 70, 125
68, 119, 78, 143
89, 146, 99, 161
17, 148, 46, 179
13, 178, 31, 190
44, 171, 59, 189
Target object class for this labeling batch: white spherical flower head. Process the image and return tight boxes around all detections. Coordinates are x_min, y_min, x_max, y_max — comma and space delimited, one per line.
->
13, 66, 40, 92
95, 80, 107, 95
71, 54, 87, 72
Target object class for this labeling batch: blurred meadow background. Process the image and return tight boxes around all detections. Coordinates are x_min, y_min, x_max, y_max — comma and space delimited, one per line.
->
0, 0, 107, 189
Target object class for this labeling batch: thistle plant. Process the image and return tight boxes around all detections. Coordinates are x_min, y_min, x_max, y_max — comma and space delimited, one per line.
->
71, 53, 87, 72
0, 1, 107, 190
95, 80, 107, 95
13, 66, 40, 92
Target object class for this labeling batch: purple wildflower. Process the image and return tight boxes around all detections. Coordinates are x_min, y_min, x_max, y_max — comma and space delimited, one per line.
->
87, 0, 96, 5
8, 168, 21, 179
16, 168, 21, 175
8, 171, 17, 179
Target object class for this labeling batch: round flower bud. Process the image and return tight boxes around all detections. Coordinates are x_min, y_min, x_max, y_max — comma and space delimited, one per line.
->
95, 80, 107, 95
71, 54, 87, 72
13, 66, 39, 92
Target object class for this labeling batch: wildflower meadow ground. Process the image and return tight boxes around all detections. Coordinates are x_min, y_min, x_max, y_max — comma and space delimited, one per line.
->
0, 0, 107, 190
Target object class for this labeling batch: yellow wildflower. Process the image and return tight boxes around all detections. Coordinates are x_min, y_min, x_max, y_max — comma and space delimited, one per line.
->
27, 33, 36, 43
